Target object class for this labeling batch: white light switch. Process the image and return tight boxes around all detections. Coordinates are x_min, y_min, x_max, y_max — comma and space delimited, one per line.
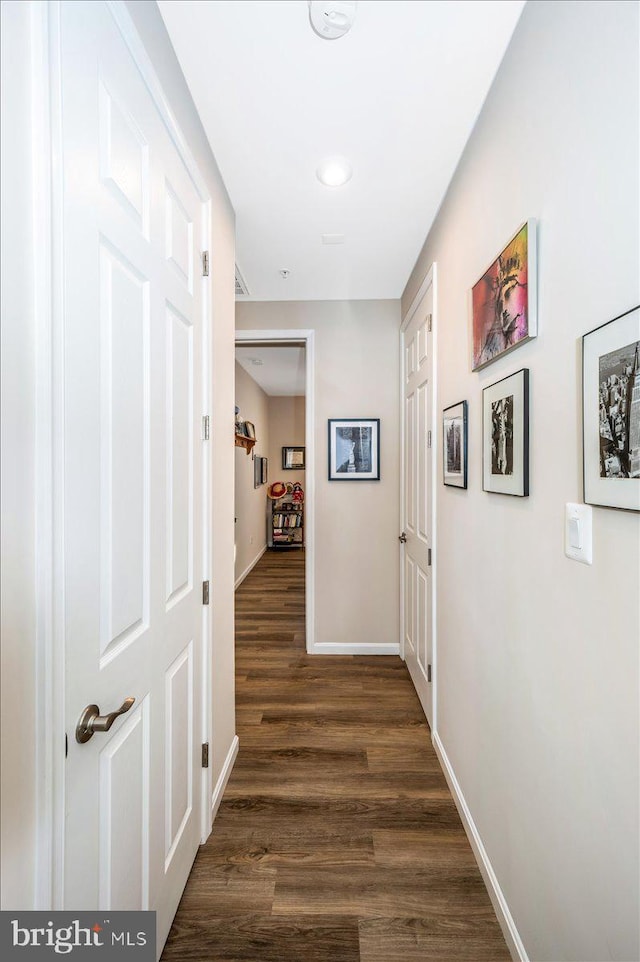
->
565, 503, 592, 565
568, 517, 581, 549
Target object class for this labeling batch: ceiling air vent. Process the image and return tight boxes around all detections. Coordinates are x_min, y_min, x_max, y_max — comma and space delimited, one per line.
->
235, 266, 249, 297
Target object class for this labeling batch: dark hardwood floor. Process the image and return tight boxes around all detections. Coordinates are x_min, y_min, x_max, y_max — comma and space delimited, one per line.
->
162, 549, 510, 961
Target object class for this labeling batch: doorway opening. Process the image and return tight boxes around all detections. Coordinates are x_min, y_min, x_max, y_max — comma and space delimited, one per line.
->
234, 329, 315, 654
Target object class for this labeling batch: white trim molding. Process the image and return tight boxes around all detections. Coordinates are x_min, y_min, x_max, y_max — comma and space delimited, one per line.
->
432, 731, 529, 962
310, 642, 401, 656
234, 544, 267, 590
210, 735, 239, 823
235, 329, 315, 653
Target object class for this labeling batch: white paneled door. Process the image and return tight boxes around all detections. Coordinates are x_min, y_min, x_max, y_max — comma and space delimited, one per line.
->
58, 1, 207, 951
401, 281, 434, 726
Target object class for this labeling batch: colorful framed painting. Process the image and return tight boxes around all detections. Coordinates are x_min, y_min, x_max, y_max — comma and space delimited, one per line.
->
582, 306, 640, 511
328, 418, 380, 481
442, 401, 468, 488
471, 220, 537, 371
482, 369, 529, 496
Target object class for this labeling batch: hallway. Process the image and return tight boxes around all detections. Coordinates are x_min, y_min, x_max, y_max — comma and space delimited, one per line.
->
161, 550, 510, 961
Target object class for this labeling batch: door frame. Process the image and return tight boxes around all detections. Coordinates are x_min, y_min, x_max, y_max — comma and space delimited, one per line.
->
34, 0, 214, 909
399, 263, 438, 732
234, 329, 315, 654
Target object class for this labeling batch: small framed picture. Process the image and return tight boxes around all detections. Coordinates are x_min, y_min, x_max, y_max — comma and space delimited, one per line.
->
244, 421, 256, 439
471, 220, 537, 371
483, 368, 529, 496
443, 401, 468, 488
582, 305, 640, 511
254, 455, 262, 488
282, 446, 305, 470
261, 457, 268, 485
328, 418, 380, 481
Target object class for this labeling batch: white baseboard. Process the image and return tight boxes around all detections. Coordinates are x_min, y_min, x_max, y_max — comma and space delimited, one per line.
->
234, 545, 267, 590
210, 734, 239, 822
432, 731, 528, 962
309, 642, 401, 656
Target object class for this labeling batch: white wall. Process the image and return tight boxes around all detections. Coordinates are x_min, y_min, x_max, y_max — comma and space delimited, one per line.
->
236, 300, 401, 652
0, 0, 38, 910
402, 2, 640, 960
234, 361, 270, 584
0, 0, 238, 908
267, 395, 306, 494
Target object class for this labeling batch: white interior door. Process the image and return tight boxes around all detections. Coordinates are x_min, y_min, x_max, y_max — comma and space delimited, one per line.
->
401, 282, 434, 726
58, 1, 206, 950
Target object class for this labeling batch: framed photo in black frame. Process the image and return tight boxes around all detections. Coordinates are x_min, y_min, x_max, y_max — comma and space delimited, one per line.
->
582, 305, 640, 510
328, 419, 380, 480
282, 446, 305, 470
254, 455, 262, 488
482, 369, 529, 496
443, 400, 468, 488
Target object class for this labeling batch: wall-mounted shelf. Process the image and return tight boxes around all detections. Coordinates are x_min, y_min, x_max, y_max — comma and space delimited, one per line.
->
235, 433, 256, 455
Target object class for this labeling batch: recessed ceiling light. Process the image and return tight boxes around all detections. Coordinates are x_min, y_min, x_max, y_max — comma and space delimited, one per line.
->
322, 233, 345, 245
316, 157, 352, 188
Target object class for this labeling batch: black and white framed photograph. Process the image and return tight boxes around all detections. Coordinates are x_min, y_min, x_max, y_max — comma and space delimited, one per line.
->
483, 368, 529, 496
282, 446, 305, 470
261, 456, 268, 485
253, 455, 262, 488
328, 418, 380, 481
443, 400, 468, 488
243, 420, 256, 439
582, 305, 640, 511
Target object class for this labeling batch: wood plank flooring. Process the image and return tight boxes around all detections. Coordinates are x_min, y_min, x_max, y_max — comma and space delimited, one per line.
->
162, 549, 510, 962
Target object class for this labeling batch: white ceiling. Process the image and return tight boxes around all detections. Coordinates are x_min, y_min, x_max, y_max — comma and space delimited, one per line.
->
158, 0, 525, 301
236, 345, 306, 396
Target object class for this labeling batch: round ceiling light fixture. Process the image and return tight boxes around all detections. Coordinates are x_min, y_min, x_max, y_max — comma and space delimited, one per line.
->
316, 156, 353, 188
308, 1, 357, 41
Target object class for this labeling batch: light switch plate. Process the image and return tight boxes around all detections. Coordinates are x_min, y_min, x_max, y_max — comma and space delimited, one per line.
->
565, 502, 593, 565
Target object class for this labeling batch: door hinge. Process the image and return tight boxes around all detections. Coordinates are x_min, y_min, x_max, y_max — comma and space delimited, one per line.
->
202, 415, 210, 440
202, 251, 209, 276
427, 430, 432, 448
427, 313, 432, 333
427, 664, 432, 683
428, 548, 432, 566
201, 743, 209, 768
202, 580, 210, 605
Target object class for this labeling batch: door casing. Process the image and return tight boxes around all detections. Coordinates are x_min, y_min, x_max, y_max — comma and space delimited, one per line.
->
235, 329, 315, 654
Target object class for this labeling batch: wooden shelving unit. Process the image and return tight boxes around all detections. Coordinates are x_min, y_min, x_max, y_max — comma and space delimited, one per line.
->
269, 497, 304, 549
235, 433, 256, 455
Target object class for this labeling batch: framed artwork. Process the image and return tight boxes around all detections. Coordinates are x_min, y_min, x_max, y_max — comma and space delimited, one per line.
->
483, 368, 529, 496
282, 446, 305, 470
328, 418, 380, 481
243, 420, 256, 439
443, 400, 468, 488
261, 457, 268, 485
253, 455, 262, 488
582, 305, 640, 511
471, 220, 537, 371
